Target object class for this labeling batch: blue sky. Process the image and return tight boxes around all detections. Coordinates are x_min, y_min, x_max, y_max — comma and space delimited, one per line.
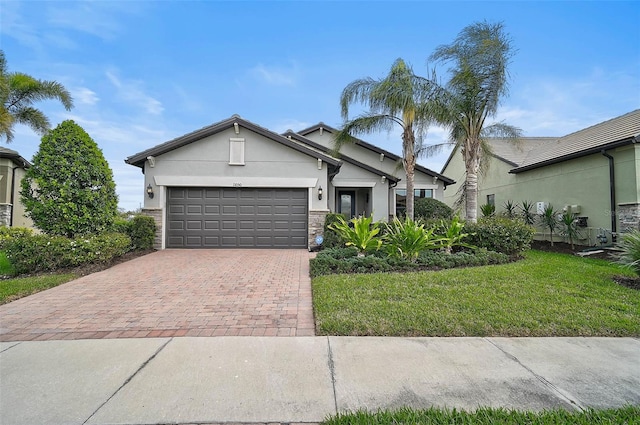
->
2, 0, 639, 211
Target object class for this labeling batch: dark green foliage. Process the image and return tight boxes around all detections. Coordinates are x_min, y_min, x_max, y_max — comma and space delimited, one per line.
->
323, 406, 640, 425
20, 120, 118, 237
540, 204, 559, 246
520, 200, 537, 226
310, 245, 508, 277
501, 200, 517, 219
4, 232, 131, 275
414, 197, 453, 220
322, 213, 347, 249
480, 203, 495, 217
127, 215, 156, 250
0, 226, 33, 249
559, 212, 582, 250
465, 217, 535, 255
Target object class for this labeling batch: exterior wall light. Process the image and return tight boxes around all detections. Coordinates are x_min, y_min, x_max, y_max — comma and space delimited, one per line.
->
147, 184, 154, 199
318, 186, 323, 200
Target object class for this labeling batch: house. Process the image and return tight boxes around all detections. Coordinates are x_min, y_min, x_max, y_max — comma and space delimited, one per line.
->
441, 110, 640, 246
125, 115, 454, 249
0, 147, 33, 228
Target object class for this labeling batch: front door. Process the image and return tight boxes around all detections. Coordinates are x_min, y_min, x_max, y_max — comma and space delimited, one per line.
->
337, 190, 356, 219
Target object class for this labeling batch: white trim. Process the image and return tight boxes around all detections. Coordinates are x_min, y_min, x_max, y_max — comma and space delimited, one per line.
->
229, 137, 245, 165
160, 187, 166, 250
154, 176, 318, 188
332, 180, 377, 188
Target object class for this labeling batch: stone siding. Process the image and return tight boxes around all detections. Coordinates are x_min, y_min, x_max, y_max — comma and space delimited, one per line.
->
142, 208, 163, 249
618, 203, 640, 233
308, 210, 329, 250
0, 204, 12, 227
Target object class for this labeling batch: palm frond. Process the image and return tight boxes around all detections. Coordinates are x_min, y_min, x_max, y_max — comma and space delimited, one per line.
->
333, 114, 396, 154
13, 106, 50, 135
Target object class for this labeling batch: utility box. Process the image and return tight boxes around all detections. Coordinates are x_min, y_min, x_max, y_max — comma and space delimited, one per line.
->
571, 205, 581, 214
536, 202, 548, 215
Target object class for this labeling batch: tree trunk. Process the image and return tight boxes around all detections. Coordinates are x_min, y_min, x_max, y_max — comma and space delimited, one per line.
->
464, 142, 480, 223
403, 128, 416, 220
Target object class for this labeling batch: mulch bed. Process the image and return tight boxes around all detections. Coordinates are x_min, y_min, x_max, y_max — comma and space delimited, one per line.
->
530, 240, 639, 290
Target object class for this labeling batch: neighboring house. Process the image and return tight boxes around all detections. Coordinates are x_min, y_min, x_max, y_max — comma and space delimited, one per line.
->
125, 115, 454, 250
441, 109, 640, 246
0, 147, 34, 228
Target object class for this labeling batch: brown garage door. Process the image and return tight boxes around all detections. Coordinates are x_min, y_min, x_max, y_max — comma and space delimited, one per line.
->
166, 187, 308, 248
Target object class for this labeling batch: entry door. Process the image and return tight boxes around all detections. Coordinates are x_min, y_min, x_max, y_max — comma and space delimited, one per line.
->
337, 190, 356, 219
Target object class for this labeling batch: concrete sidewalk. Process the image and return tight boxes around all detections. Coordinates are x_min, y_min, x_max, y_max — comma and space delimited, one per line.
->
1, 337, 639, 424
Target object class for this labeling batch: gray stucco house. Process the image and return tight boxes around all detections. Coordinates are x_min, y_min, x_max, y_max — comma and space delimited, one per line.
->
0, 147, 34, 228
126, 115, 454, 249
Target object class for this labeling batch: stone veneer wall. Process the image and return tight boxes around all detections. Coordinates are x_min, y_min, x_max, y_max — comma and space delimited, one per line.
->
0, 204, 12, 227
142, 208, 163, 249
308, 210, 329, 250
618, 203, 640, 233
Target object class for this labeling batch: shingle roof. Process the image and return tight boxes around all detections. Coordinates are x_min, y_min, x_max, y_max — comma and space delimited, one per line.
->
487, 137, 556, 167
0, 147, 30, 167
297, 123, 455, 185
125, 115, 342, 169
511, 109, 640, 173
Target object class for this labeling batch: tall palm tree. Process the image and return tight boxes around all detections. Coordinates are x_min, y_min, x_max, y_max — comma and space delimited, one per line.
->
0, 50, 73, 142
430, 22, 521, 222
336, 58, 435, 219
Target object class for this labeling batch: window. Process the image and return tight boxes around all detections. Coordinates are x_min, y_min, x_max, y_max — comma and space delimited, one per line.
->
395, 188, 433, 216
487, 194, 495, 207
229, 138, 245, 165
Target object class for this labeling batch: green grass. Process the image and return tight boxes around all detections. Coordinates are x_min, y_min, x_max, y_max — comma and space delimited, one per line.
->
0, 273, 78, 304
322, 406, 640, 424
313, 250, 640, 337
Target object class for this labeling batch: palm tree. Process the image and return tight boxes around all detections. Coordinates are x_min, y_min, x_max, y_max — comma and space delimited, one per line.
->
430, 22, 520, 223
336, 58, 435, 219
0, 50, 73, 142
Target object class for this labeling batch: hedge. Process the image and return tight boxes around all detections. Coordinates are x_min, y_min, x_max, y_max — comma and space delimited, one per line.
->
464, 217, 535, 256
4, 232, 131, 275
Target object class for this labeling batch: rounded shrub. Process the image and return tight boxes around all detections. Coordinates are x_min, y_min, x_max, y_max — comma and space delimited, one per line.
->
464, 217, 535, 256
322, 213, 347, 249
414, 198, 453, 220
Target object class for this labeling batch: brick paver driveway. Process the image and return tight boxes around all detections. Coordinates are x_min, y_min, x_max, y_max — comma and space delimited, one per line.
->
0, 250, 315, 341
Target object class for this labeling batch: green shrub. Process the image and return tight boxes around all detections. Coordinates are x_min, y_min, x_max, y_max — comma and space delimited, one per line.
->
322, 213, 347, 249
0, 226, 33, 249
414, 198, 453, 220
309, 245, 509, 277
383, 216, 440, 262
615, 230, 640, 276
480, 203, 496, 217
465, 217, 535, 256
328, 214, 382, 254
4, 232, 131, 275
128, 215, 156, 250
436, 215, 475, 254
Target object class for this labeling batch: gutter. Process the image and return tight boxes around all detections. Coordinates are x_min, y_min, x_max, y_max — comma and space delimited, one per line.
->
600, 149, 617, 242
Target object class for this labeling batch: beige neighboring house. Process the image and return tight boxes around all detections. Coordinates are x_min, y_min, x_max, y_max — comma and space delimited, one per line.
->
0, 147, 34, 228
441, 109, 640, 246
125, 115, 455, 250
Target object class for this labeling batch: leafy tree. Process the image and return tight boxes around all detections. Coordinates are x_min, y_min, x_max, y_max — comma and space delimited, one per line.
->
21, 120, 118, 237
336, 58, 435, 219
430, 22, 521, 222
0, 50, 73, 142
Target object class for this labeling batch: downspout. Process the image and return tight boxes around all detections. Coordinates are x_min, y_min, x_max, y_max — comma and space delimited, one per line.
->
601, 149, 616, 242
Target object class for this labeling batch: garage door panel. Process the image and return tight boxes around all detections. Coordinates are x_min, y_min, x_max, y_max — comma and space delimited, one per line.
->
167, 187, 307, 248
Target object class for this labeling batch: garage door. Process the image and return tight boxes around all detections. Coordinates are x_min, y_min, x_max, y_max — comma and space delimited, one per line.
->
166, 187, 308, 248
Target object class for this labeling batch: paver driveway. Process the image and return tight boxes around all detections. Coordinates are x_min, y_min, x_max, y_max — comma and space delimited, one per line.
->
0, 250, 315, 341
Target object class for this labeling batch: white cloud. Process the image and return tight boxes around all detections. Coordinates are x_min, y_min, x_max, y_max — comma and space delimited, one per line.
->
250, 62, 299, 86
106, 70, 164, 115
0, 2, 41, 50
72, 87, 100, 105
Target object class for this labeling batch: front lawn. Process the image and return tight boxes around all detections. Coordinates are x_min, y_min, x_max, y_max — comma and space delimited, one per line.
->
0, 273, 78, 304
323, 406, 640, 425
313, 250, 640, 337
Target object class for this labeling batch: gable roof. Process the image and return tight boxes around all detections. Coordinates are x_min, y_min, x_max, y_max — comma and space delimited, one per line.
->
511, 109, 640, 173
297, 123, 455, 186
125, 115, 342, 169
282, 131, 400, 183
0, 147, 30, 167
